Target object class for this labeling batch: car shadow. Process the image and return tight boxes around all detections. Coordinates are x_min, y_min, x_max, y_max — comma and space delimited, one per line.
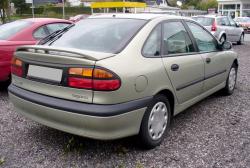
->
0, 81, 10, 93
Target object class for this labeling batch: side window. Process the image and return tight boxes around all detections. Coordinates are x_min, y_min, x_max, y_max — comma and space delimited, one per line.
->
46, 23, 70, 34
217, 18, 222, 25
228, 17, 236, 26
142, 24, 161, 57
33, 26, 48, 39
162, 21, 195, 55
186, 22, 218, 52
217, 17, 229, 26
222, 17, 230, 26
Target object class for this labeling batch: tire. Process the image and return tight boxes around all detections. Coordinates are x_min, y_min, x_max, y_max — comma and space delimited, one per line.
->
220, 35, 226, 43
222, 63, 238, 95
138, 94, 171, 149
237, 34, 244, 45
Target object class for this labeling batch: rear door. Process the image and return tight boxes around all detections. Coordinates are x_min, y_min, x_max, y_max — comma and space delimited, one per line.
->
221, 17, 235, 41
185, 21, 228, 91
161, 20, 205, 104
228, 17, 242, 41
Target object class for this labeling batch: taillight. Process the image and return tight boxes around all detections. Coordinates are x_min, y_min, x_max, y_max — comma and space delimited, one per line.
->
211, 21, 217, 31
11, 57, 23, 77
68, 67, 121, 91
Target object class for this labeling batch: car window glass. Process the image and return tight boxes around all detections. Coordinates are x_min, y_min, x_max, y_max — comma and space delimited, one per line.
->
217, 17, 229, 26
51, 19, 147, 54
142, 24, 161, 57
186, 22, 217, 52
222, 17, 230, 26
192, 17, 214, 26
46, 23, 70, 34
228, 17, 236, 26
217, 18, 222, 25
162, 21, 195, 55
33, 26, 48, 39
0, 20, 32, 40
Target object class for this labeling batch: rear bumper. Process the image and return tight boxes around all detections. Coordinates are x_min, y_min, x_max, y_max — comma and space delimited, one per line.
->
8, 84, 150, 140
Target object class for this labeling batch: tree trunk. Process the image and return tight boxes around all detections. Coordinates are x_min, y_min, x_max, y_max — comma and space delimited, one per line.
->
1, 8, 6, 23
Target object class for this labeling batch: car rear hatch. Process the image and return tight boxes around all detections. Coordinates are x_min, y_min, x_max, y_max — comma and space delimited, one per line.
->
193, 17, 215, 31
11, 45, 115, 103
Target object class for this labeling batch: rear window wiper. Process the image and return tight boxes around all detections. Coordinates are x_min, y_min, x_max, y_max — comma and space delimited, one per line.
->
38, 24, 75, 45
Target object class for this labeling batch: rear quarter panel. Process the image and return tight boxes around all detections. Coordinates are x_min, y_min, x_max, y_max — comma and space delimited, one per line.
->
94, 18, 177, 104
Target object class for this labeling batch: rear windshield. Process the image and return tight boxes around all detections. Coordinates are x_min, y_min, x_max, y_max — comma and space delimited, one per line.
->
192, 17, 214, 26
51, 18, 147, 53
0, 20, 32, 40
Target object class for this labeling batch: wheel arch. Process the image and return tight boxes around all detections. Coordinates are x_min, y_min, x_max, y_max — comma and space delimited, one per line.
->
220, 32, 227, 40
156, 89, 175, 118
233, 59, 239, 68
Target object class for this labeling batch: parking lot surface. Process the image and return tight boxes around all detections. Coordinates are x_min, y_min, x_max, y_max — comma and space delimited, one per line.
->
0, 43, 250, 168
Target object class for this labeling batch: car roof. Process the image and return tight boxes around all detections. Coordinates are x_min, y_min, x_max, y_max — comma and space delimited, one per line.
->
20, 18, 71, 23
89, 13, 191, 21
193, 15, 226, 18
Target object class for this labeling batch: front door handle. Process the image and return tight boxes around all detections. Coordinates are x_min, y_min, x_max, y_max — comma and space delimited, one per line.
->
206, 57, 211, 64
171, 64, 179, 71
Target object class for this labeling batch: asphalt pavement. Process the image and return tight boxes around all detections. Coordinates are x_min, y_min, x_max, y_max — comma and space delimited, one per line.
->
0, 43, 250, 168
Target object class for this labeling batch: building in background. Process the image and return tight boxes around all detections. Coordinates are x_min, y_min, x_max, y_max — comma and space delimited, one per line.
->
217, 0, 250, 18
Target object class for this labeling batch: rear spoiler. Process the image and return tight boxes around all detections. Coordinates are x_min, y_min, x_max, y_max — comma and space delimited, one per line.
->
16, 45, 114, 61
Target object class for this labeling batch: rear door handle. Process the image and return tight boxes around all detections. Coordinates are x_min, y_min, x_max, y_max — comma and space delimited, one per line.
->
206, 57, 211, 64
171, 64, 179, 71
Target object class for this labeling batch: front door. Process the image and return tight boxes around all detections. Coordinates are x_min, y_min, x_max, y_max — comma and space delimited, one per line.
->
161, 21, 205, 104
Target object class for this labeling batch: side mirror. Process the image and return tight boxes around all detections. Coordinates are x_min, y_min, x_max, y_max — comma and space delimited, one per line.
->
222, 41, 232, 50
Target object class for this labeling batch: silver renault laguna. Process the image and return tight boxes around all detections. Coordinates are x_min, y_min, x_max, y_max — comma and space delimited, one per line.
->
9, 14, 238, 149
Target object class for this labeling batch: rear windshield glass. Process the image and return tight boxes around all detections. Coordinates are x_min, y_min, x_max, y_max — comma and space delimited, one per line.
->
192, 17, 214, 26
0, 20, 32, 40
51, 18, 147, 53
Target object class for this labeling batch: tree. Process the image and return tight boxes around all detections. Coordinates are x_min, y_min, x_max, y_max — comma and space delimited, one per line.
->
0, 0, 9, 23
182, 0, 218, 11
197, 0, 217, 11
11, 0, 29, 15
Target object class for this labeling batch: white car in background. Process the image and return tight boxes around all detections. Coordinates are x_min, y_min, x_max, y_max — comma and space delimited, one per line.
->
193, 15, 244, 44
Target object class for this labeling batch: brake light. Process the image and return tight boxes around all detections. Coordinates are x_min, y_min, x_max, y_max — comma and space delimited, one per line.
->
211, 21, 217, 31
68, 67, 121, 91
11, 57, 23, 77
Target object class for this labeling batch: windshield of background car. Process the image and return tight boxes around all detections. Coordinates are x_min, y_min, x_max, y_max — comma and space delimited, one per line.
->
0, 20, 32, 40
192, 17, 214, 26
51, 18, 147, 53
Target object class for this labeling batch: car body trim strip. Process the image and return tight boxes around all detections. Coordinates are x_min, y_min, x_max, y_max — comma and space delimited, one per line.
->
176, 69, 227, 91
204, 69, 227, 80
176, 77, 204, 91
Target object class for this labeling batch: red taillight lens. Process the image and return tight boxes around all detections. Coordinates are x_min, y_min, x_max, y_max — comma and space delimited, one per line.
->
11, 57, 23, 77
67, 67, 121, 91
68, 77, 92, 89
211, 21, 217, 31
93, 79, 121, 91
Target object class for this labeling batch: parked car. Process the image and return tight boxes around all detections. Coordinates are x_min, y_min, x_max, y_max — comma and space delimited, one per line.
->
9, 14, 238, 149
0, 18, 72, 82
235, 17, 250, 33
69, 14, 89, 23
192, 15, 244, 44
